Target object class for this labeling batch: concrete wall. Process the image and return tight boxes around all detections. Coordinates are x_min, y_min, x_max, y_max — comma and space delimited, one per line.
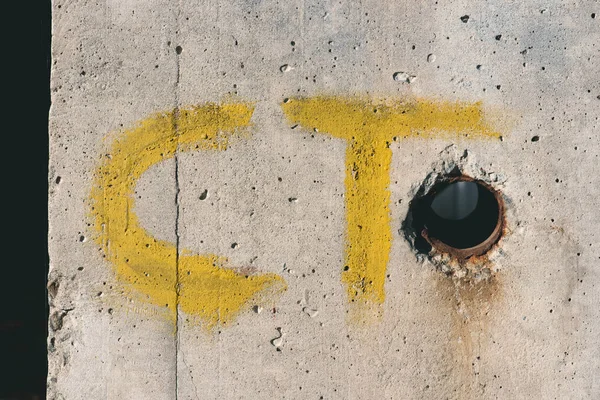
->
49, 1, 599, 398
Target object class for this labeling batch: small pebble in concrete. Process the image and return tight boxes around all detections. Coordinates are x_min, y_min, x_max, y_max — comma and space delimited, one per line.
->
303, 307, 319, 318
271, 327, 284, 348
280, 64, 293, 72
393, 72, 417, 83
427, 53, 436, 63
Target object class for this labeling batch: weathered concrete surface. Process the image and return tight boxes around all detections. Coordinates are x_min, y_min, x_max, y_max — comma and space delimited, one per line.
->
49, 1, 599, 399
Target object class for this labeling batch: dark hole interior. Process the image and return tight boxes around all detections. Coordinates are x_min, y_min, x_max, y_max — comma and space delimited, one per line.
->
409, 179, 500, 251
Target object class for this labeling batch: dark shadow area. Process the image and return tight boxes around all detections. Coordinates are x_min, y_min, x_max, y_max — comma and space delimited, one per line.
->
1, 1, 50, 399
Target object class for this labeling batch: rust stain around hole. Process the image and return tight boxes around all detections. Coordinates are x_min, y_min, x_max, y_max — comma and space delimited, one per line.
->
433, 269, 505, 398
403, 174, 509, 397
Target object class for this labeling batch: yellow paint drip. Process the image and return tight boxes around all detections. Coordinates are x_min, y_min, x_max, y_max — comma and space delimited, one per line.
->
90, 103, 285, 329
282, 96, 500, 315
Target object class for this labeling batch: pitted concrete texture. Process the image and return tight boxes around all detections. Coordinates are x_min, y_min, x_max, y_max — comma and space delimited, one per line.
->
49, 1, 599, 399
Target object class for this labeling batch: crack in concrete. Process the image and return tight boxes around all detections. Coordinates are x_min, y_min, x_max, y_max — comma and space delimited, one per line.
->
179, 348, 200, 400
174, 2, 182, 399
174, 147, 181, 400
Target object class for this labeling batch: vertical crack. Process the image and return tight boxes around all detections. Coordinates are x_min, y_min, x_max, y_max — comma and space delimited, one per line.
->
174, 142, 181, 400
173, 1, 182, 399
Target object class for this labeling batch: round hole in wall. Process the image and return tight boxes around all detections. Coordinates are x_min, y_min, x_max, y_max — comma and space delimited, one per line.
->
407, 176, 504, 259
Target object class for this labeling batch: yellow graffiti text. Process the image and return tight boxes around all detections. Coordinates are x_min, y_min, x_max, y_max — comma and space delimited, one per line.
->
90, 103, 286, 329
282, 96, 500, 318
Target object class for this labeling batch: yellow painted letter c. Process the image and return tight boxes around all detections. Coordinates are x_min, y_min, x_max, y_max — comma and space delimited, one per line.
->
90, 103, 286, 328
